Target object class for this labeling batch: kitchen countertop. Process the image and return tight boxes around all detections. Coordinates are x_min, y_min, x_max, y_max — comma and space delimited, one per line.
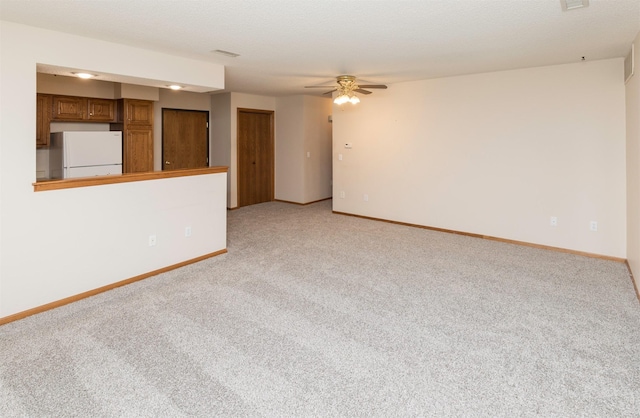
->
33, 167, 228, 192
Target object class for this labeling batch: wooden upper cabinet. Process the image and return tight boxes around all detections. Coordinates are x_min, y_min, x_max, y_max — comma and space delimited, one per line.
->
37, 93, 118, 148
121, 99, 153, 125
52, 96, 85, 120
36, 94, 52, 148
51, 95, 116, 122
87, 98, 116, 121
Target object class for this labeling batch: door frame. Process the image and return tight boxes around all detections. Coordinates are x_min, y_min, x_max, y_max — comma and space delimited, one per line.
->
161, 108, 210, 171
236, 108, 275, 207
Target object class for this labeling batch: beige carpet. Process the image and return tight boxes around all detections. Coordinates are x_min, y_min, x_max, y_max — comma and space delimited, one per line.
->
0, 200, 638, 417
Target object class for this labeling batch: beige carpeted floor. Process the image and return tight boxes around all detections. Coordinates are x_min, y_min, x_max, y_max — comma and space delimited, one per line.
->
0, 200, 638, 417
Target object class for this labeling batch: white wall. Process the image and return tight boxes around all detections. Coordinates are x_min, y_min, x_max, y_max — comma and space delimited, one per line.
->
333, 59, 627, 258
275, 95, 333, 204
210, 93, 232, 205
275, 96, 306, 202
302, 95, 333, 203
626, 32, 640, 287
0, 21, 226, 318
6, 174, 227, 316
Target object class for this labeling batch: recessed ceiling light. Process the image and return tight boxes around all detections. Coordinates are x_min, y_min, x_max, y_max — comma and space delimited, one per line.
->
72, 72, 96, 79
561, 0, 589, 11
211, 49, 240, 58
168, 85, 182, 90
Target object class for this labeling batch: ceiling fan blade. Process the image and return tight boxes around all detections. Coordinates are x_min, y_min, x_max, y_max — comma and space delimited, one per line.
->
323, 89, 337, 95
355, 89, 372, 95
305, 86, 334, 88
358, 84, 387, 89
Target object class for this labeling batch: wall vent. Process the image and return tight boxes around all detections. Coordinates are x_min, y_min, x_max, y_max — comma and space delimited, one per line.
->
561, 0, 589, 11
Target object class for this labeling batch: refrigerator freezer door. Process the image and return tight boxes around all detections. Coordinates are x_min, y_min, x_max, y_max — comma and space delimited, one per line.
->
64, 131, 122, 168
66, 164, 123, 178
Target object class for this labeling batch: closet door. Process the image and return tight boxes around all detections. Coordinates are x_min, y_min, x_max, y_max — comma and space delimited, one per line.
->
237, 108, 274, 207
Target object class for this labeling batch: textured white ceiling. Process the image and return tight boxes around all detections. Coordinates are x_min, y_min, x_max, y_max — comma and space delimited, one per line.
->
1, 0, 639, 96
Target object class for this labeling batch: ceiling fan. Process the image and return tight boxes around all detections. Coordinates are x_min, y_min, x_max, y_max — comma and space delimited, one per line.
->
305, 75, 387, 104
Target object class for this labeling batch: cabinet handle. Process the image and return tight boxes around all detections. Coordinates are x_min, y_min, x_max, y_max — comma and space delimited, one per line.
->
165, 161, 171, 165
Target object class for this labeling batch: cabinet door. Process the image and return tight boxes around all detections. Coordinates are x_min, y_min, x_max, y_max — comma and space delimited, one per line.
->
87, 98, 115, 121
125, 100, 154, 125
123, 128, 153, 173
36, 94, 52, 147
52, 96, 85, 120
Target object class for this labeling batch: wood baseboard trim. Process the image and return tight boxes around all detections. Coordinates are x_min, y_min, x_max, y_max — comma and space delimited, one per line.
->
625, 261, 640, 303
0, 249, 227, 326
230, 198, 332, 209
332, 211, 626, 263
274, 197, 332, 206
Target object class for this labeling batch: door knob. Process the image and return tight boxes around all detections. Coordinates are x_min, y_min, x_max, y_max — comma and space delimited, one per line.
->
165, 161, 171, 165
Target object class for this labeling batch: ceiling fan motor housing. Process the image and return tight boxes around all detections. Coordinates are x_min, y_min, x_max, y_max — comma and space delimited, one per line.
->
304, 75, 387, 98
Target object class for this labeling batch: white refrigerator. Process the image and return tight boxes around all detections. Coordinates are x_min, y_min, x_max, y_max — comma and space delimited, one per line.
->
49, 131, 123, 179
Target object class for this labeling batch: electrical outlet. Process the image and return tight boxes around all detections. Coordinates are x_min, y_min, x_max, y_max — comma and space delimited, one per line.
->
550, 216, 558, 227
590, 221, 598, 231
148, 234, 157, 247
185, 226, 192, 237
340, 191, 345, 199
364, 194, 369, 202
338, 153, 343, 161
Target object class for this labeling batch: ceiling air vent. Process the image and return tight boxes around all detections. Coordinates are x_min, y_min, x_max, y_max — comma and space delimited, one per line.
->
212, 49, 240, 58
561, 0, 589, 11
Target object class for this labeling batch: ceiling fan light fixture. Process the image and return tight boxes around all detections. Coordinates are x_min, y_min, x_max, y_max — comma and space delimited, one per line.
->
334, 76, 361, 105
309, 75, 386, 104
334, 94, 350, 105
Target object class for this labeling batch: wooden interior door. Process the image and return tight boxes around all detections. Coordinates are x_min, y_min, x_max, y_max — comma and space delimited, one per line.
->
237, 109, 274, 207
162, 109, 209, 170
